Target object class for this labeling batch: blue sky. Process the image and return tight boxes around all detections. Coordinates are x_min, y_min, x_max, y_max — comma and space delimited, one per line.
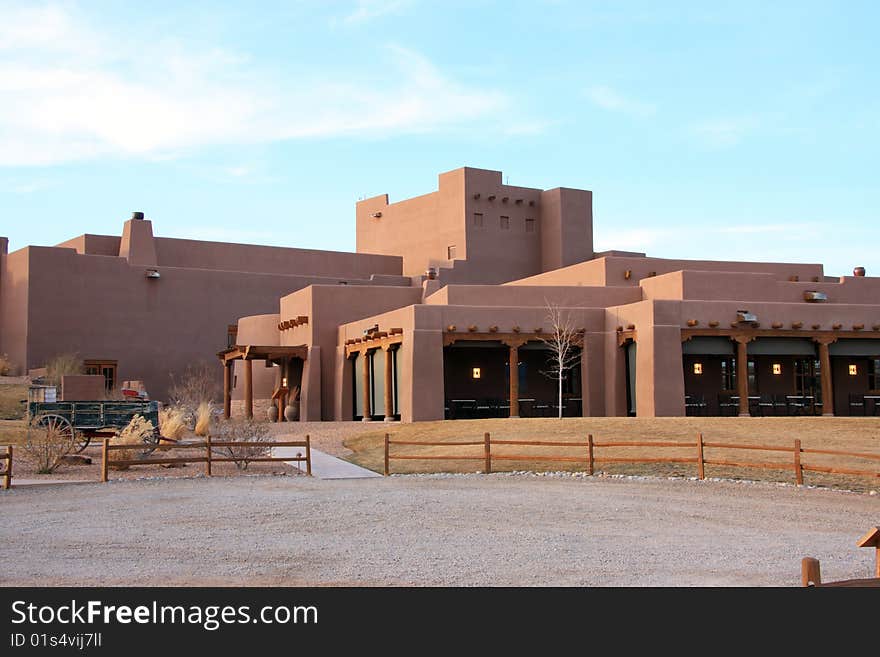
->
1, 1, 877, 276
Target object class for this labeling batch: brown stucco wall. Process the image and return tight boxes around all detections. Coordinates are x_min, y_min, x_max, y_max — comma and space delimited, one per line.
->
61, 375, 107, 401
278, 285, 423, 420
357, 167, 595, 285
0, 247, 28, 374
11, 244, 407, 402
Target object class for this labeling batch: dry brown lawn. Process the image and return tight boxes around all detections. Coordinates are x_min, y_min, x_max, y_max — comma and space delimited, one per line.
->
0, 419, 27, 445
345, 417, 880, 493
0, 383, 27, 420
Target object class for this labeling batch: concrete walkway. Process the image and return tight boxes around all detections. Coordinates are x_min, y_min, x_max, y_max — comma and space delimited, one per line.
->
272, 446, 381, 480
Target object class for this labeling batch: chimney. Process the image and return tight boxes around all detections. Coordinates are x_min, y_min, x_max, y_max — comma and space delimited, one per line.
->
119, 212, 158, 266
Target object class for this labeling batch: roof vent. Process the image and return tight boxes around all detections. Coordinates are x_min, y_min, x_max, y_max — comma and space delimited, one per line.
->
131, 211, 145, 220
736, 310, 758, 323
803, 291, 827, 303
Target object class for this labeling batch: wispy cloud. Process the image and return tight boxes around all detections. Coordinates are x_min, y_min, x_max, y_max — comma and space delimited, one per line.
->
584, 85, 655, 117
0, 4, 507, 166
691, 116, 759, 147
340, 0, 413, 25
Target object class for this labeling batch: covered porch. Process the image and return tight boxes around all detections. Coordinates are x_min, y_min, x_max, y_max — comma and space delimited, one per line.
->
681, 331, 880, 417
217, 345, 308, 420
442, 334, 582, 419
345, 328, 403, 421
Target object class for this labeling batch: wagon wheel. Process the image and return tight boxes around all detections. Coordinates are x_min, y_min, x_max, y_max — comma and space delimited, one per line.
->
35, 414, 82, 452
140, 430, 161, 457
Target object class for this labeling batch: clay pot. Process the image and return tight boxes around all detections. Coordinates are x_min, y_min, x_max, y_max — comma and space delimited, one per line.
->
266, 403, 278, 422
284, 401, 300, 422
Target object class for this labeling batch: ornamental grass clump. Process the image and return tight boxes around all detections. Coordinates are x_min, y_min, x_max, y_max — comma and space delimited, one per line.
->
111, 414, 155, 469
158, 405, 187, 441
194, 401, 213, 437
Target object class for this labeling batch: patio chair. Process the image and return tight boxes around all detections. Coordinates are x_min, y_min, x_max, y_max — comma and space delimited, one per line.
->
849, 393, 866, 416
718, 394, 738, 416
786, 395, 807, 416
757, 395, 775, 417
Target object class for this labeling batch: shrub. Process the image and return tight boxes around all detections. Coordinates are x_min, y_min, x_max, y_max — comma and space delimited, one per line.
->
168, 362, 220, 415
22, 417, 76, 474
213, 418, 271, 470
0, 353, 16, 376
111, 415, 156, 469
158, 405, 187, 441
194, 401, 213, 437
45, 353, 83, 388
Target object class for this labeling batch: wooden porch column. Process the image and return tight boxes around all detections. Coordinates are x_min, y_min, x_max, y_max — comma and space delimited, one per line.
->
817, 339, 835, 416
223, 361, 232, 419
244, 358, 253, 419
362, 350, 372, 421
734, 336, 750, 417
508, 344, 520, 418
383, 346, 395, 421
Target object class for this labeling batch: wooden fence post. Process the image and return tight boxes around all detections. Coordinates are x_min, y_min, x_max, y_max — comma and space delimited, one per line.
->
801, 557, 821, 586
794, 439, 803, 485
587, 434, 594, 475
205, 434, 212, 477
696, 433, 705, 480
484, 432, 491, 474
305, 434, 312, 477
101, 438, 109, 483
384, 434, 390, 476
3, 446, 11, 490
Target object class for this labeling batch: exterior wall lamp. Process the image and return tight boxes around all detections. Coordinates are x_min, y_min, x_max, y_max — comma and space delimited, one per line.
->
472, 367, 481, 379
693, 363, 703, 375
849, 364, 858, 376
772, 363, 782, 375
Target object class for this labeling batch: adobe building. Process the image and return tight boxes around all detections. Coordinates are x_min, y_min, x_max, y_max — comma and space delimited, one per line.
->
221, 167, 880, 421
0, 212, 407, 400
3, 166, 879, 419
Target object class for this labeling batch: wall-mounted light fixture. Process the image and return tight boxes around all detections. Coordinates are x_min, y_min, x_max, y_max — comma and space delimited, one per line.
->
849, 364, 858, 376
282, 377, 288, 387
472, 367, 481, 379
145, 269, 160, 279
772, 363, 782, 375
693, 363, 703, 375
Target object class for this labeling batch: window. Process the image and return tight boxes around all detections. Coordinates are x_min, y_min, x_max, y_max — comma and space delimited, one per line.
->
447, 245, 457, 259
227, 324, 238, 348
720, 358, 736, 391
869, 359, 880, 390
84, 360, 117, 392
500, 216, 509, 230
473, 212, 483, 227
525, 218, 535, 233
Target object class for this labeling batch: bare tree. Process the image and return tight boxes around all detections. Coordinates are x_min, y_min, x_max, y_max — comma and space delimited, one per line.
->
168, 362, 221, 427
539, 302, 582, 418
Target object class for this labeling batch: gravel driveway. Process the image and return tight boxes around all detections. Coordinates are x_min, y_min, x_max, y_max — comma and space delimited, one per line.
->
1, 475, 876, 586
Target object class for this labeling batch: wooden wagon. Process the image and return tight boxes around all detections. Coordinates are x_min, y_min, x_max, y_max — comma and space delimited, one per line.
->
27, 397, 161, 453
